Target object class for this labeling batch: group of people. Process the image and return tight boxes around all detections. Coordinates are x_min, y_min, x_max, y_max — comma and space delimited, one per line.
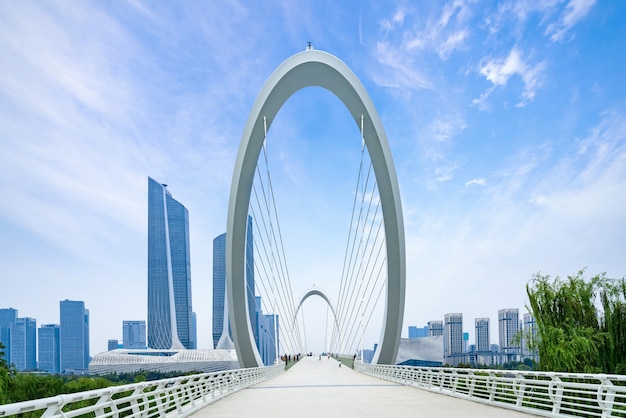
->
281, 353, 301, 365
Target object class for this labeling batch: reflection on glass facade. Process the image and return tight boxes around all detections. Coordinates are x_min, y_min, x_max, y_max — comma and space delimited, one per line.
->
147, 177, 193, 349
39, 324, 60, 373
60, 300, 89, 373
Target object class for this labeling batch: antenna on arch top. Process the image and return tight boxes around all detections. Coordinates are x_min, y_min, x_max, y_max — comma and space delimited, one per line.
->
306, 41, 313, 51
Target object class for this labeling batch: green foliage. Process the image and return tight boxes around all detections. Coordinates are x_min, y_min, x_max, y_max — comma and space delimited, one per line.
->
0, 369, 199, 406
527, 270, 626, 373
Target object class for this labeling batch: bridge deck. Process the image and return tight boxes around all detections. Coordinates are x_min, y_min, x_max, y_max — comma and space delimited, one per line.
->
191, 356, 536, 417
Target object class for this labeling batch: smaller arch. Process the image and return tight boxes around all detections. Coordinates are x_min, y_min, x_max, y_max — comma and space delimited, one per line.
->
292, 286, 340, 350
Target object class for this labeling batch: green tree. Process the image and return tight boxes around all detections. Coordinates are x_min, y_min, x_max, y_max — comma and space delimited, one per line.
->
527, 270, 626, 373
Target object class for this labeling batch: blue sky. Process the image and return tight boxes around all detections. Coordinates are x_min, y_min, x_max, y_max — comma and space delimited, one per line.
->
1, 1, 625, 356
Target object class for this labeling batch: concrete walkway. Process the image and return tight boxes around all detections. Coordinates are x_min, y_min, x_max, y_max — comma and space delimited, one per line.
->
191, 356, 536, 417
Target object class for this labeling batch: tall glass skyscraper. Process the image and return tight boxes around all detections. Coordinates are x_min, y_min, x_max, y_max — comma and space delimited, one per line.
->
212, 216, 256, 350
60, 300, 89, 373
0, 308, 17, 365
147, 177, 194, 350
212, 233, 227, 349
38, 324, 60, 373
10, 317, 36, 371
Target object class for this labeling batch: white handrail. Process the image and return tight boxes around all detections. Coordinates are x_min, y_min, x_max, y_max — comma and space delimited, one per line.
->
0, 364, 284, 418
354, 362, 626, 417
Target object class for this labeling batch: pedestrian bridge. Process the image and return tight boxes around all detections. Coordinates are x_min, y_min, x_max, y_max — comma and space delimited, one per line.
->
2, 357, 626, 417
191, 356, 533, 417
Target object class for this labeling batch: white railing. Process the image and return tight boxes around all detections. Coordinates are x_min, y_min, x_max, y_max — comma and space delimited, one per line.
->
0, 364, 284, 418
355, 362, 626, 417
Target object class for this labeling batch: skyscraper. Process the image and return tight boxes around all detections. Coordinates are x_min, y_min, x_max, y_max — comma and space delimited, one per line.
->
212, 216, 256, 350
10, 317, 36, 371
255, 296, 278, 366
522, 312, 537, 360
212, 232, 228, 349
123, 320, 147, 349
38, 324, 60, 373
147, 177, 194, 350
428, 320, 444, 336
475, 318, 490, 352
498, 308, 520, 358
444, 313, 463, 365
0, 308, 17, 365
60, 300, 90, 373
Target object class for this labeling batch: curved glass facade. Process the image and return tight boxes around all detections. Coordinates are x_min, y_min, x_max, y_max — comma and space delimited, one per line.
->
147, 177, 193, 349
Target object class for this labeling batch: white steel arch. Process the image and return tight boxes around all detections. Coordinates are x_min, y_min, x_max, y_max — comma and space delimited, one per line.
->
227, 49, 405, 368
292, 286, 340, 346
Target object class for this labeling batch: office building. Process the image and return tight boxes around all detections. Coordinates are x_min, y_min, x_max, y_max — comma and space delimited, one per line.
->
60, 300, 90, 373
147, 177, 194, 350
427, 320, 443, 336
108, 340, 119, 351
38, 324, 60, 373
408, 326, 428, 338
499, 308, 520, 362
522, 313, 538, 361
212, 216, 256, 350
255, 296, 278, 366
10, 317, 37, 371
0, 308, 17, 365
444, 313, 463, 365
123, 320, 147, 349
212, 233, 227, 349
475, 318, 490, 352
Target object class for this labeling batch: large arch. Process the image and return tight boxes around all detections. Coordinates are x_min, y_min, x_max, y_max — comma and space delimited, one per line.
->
227, 49, 405, 368
292, 286, 340, 350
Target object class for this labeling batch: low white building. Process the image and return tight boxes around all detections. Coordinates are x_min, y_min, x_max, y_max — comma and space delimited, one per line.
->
88, 349, 239, 375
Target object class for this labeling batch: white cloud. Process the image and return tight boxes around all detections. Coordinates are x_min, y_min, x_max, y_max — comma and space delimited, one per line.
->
374, 41, 432, 90
466, 178, 487, 186
546, 0, 596, 42
476, 47, 547, 107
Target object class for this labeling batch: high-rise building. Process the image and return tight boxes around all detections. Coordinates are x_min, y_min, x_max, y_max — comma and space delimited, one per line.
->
60, 300, 90, 373
427, 320, 443, 336
408, 326, 428, 338
10, 317, 37, 371
147, 177, 194, 350
475, 317, 490, 352
444, 313, 463, 365
123, 320, 147, 349
0, 308, 17, 365
245, 216, 257, 348
212, 233, 227, 349
255, 296, 278, 366
498, 308, 520, 358
108, 340, 119, 351
522, 312, 538, 360
212, 216, 256, 350
38, 324, 60, 373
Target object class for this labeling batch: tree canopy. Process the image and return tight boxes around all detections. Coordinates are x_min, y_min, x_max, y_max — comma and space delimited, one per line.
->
527, 270, 626, 374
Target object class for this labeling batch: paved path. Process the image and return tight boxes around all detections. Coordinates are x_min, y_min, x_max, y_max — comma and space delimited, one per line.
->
191, 356, 536, 417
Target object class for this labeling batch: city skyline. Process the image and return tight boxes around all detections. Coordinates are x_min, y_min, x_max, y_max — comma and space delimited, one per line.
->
1, 2, 625, 355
